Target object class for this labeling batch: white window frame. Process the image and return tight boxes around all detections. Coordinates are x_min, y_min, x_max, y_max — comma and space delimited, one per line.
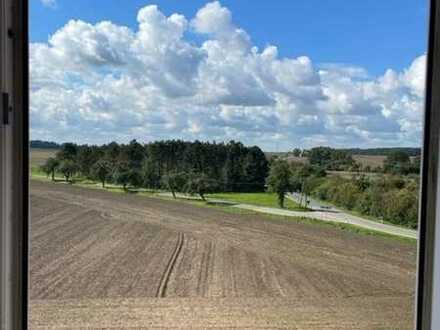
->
0, 0, 438, 328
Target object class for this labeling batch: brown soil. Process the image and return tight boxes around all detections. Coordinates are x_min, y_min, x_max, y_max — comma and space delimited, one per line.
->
30, 148, 58, 167
353, 155, 387, 168
29, 180, 417, 329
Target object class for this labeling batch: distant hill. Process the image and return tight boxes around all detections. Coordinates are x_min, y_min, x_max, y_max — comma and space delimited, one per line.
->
341, 147, 421, 157
30, 140, 61, 149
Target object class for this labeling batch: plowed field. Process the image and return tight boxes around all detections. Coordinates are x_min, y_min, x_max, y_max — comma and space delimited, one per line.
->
29, 180, 417, 329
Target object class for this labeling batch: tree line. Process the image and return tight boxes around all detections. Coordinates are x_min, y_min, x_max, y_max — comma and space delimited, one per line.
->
31, 140, 61, 149
340, 147, 421, 157
39, 141, 420, 228
308, 174, 419, 229
41, 140, 269, 199
265, 157, 419, 229
293, 146, 420, 174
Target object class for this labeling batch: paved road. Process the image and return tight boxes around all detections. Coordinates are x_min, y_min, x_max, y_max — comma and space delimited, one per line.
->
157, 192, 417, 239
284, 193, 418, 239
290, 192, 338, 211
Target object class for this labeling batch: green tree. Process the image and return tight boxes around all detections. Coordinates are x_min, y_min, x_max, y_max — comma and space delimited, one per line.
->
124, 140, 146, 170
77, 146, 101, 178
104, 142, 121, 167
412, 156, 421, 174
266, 159, 293, 208
384, 151, 411, 174
242, 146, 269, 192
143, 159, 161, 190
41, 157, 59, 181
59, 160, 78, 183
128, 169, 144, 188
162, 172, 187, 198
309, 147, 354, 170
57, 143, 78, 161
222, 141, 245, 192
185, 173, 217, 201
113, 162, 131, 190
292, 148, 302, 157
92, 160, 112, 188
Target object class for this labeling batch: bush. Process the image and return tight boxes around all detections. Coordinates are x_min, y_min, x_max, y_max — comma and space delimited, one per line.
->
355, 186, 386, 218
383, 188, 418, 228
309, 174, 419, 229
333, 182, 362, 210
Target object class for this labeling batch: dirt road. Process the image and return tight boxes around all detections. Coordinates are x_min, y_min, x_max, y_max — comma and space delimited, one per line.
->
30, 180, 417, 329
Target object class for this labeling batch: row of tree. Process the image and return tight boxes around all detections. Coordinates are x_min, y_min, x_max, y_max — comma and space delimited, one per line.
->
41, 140, 269, 198
39, 140, 420, 228
290, 146, 421, 158
296, 147, 420, 175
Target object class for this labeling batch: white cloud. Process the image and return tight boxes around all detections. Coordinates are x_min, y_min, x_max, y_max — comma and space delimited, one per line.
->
402, 54, 426, 98
30, 1, 427, 150
41, 0, 57, 9
191, 1, 232, 35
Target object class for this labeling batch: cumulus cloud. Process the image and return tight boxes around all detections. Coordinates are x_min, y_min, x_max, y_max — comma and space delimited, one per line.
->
30, 2, 426, 149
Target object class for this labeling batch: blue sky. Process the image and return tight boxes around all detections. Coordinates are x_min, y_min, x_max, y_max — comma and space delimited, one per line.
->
29, 0, 428, 149
31, 0, 428, 76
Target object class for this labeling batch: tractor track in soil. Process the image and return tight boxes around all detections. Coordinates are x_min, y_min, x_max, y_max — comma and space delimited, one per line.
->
156, 232, 185, 298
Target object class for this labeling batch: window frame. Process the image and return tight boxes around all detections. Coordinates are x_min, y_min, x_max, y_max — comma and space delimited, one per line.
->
416, 0, 440, 329
1, 0, 29, 328
1, 0, 438, 328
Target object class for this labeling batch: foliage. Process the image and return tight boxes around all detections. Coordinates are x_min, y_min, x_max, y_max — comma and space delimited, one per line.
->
291, 148, 302, 157
342, 147, 420, 157
112, 161, 131, 190
266, 159, 293, 208
57, 143, 78, 161
40, 157, 59, 181
302, 171, 419, 229
242, 146, 269, 192
384, 150, 419, 175
91, 160, 112, 188
77, 146, 102, 178
30, 140, 60, 149
37, 138, 420, 229
184, 173, 218, 200
59, 160, 78, 182
143, 159, 161, 190
161, 172, 187, 198
47, 139, 267, 193
308, 147, 354, 170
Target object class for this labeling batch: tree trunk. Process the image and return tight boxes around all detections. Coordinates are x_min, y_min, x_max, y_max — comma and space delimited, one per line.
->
279, 193, 285, 208
200, 192, 206, 201
102, 180, 105, 188
51, 170, 55, 181
171, 190, 176, 199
